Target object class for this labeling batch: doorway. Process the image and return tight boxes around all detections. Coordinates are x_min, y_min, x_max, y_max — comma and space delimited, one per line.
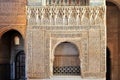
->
15, 51, 26, 80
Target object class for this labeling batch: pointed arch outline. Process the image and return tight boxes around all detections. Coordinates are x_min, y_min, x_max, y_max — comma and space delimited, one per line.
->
107, 0, 120, 9
0, 27, 25, 40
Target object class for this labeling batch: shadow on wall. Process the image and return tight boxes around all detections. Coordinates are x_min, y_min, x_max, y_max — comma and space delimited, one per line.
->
106, 47, 111, 80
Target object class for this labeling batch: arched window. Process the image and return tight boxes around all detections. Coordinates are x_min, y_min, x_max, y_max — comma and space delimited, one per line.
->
14, 36, 20, 45
53, 42, 80, 75
15, 51, 26, 79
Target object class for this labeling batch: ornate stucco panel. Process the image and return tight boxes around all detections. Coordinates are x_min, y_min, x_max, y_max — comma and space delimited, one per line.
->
27, 6, 106, 27
26, 5, 106, 80
26, 29, 48, 78
88, 30, 101, 73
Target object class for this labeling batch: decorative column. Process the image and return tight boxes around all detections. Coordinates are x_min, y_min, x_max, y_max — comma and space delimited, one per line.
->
46, 0, 50, 5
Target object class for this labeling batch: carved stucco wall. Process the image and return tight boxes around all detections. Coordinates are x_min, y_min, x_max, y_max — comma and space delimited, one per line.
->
26, 6, 106, 79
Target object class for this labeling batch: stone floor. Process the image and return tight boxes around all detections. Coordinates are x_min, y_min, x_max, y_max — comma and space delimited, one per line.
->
31, 76, 105, 80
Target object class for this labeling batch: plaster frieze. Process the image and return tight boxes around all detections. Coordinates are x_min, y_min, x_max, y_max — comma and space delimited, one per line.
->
27, 6, 106, 27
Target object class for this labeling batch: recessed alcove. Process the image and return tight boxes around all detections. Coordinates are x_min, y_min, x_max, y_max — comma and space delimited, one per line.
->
53, 42, 80, 76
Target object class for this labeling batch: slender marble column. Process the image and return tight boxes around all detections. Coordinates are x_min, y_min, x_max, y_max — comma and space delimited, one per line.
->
46, 0, 49, 5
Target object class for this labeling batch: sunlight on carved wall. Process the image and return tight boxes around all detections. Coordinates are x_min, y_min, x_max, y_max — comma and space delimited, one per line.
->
26, 0, 106, 79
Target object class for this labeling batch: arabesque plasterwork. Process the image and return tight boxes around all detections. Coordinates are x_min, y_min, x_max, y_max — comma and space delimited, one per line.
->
26, 5, 106, 80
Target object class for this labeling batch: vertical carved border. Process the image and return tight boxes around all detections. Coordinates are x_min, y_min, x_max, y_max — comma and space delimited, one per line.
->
100, 30, 106, 73
45, 31, 51, 77
50, 38, 58, 76
26, 30, 33, 78
81, 38, 89, 73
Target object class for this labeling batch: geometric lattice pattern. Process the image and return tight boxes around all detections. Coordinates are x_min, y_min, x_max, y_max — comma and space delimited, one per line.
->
53, 66, 80, 75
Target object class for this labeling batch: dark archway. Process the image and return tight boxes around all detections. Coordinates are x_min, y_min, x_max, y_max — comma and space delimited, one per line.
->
106, 47, 111, 80
0, 30, 25, 80
106, 1, 120, 80
15, 51, 26, 80
53, 42, 80, 75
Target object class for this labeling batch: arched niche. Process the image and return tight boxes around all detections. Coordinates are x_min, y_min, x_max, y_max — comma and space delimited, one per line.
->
53, 42, 81, 75
106, 47, 111, 80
